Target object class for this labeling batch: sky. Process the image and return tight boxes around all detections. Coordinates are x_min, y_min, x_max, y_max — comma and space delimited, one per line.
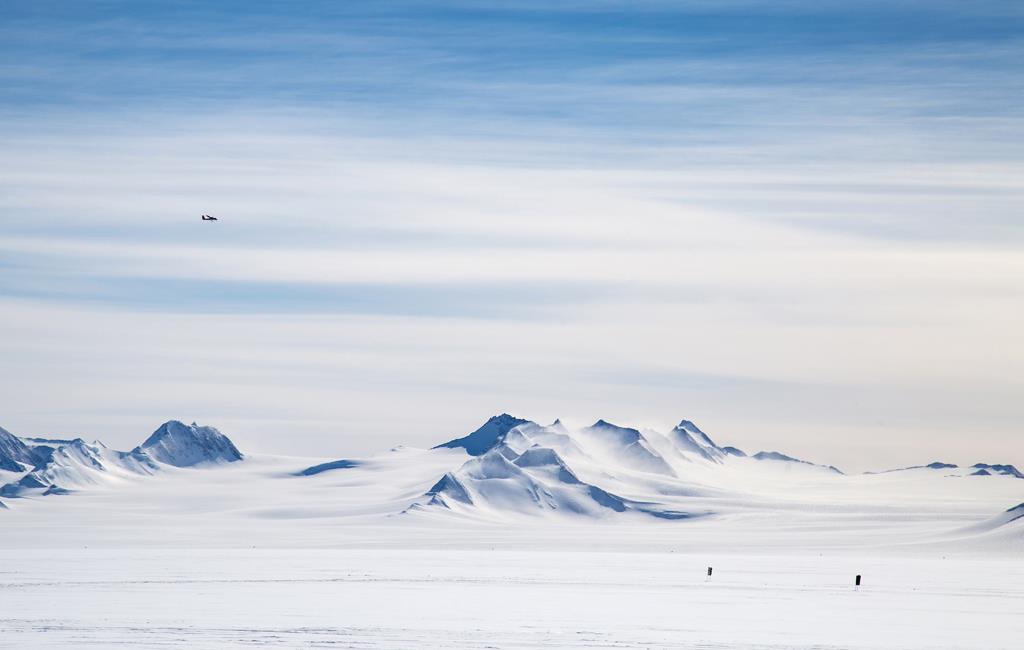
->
1, 1, 1022, 472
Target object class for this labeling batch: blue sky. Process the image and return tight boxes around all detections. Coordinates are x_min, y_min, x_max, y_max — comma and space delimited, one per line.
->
1, 1, 1022, 469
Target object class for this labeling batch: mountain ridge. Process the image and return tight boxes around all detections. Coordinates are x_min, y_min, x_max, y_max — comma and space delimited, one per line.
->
3, 415, 1021, 525
0, 420, 243, 499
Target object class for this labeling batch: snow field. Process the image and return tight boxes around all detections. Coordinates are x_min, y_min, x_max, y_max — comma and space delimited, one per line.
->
0, 549, 1020, 649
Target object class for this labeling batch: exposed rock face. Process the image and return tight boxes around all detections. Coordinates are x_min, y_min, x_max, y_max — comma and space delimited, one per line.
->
0, 425, 42, 472
432, 414, 529, 456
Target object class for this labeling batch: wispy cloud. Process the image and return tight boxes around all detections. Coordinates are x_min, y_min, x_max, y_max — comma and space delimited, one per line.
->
0, 1, 1022, 469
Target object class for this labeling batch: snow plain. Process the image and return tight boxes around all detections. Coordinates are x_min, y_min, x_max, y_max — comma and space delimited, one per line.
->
2, 548, 1022, 649
1, 419, 1022, 649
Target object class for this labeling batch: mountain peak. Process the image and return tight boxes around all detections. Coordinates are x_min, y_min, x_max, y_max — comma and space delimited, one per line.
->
970, 463, 1023, 479
584, 419, 645, 440
754, 450, 844, 475
674, 419, 703, 433
667, 420, 726, 463
589, 419, 640, 433
135, 420, 243, 467
432, 414, 531, 456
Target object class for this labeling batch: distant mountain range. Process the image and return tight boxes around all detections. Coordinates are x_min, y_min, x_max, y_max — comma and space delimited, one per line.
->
411, 414, 1020, 519
0, 421, 241, 499
1, 415, 1020, 524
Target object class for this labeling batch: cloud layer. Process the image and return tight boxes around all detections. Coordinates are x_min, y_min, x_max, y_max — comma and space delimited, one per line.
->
1, 1, 1022, 470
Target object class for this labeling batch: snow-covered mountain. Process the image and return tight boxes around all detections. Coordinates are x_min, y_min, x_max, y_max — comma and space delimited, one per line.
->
0, 420, 243, 498
133, 420, 243, 467
872, 461, 1023, 479
2, 413, 1021, 543
407, 415, 1020, 522
667, 420, 728, 463
750, 451, 844, 474
3, 438, 159, 496
417, 418, 696, 519
406, 415, 869, 519
969, 463, 1023, 478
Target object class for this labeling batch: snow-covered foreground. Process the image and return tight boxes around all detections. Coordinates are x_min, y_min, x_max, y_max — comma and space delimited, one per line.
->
2, 416, 1022, 647
1, 450, 1021, 649
1, 548, 1021, 649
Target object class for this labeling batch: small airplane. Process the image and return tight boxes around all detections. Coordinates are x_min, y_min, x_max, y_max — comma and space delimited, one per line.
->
201, 214, 218, 221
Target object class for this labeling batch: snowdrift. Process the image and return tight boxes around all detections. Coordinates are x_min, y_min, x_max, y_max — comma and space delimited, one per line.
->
962, 503, 1024, 534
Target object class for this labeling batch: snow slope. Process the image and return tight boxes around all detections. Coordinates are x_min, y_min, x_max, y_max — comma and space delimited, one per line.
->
1, 438, 160, 497
960, 502, 1024, 534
